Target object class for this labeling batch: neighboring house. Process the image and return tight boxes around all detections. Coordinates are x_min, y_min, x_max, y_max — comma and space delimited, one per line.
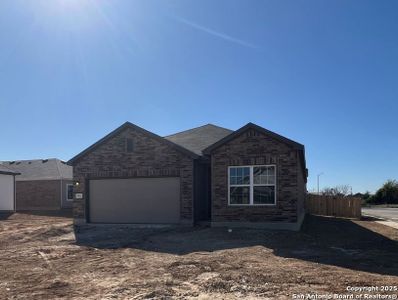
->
2, 159, 73, 210
68, 122, 307, 230
0, 164, 20, 212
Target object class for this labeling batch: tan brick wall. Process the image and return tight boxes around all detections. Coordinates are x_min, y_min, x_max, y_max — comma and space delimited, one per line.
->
16, 180, 61, 210
211, 128, 301, 223
72, 127, 194, 223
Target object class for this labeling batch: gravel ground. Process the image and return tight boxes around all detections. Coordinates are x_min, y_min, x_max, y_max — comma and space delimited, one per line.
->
0, 212, 397, 299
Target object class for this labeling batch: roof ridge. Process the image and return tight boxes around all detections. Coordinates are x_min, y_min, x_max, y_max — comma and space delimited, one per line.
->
1, 158, 59, 163
164, 123, 232, 138
1, 158, 71, 180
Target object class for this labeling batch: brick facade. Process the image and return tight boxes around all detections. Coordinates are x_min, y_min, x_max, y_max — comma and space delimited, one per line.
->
211, 127, 304, 223
16, 180, 61, 210
72, 126, 194, 224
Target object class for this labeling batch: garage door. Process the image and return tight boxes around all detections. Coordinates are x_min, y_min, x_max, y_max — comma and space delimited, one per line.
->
89, 177, 180, 224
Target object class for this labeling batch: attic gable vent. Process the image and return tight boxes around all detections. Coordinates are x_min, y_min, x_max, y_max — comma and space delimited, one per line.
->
125, 138, 134, 153
246, 129, 259, 137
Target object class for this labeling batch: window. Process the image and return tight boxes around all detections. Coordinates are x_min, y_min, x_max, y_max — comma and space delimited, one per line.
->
126, 138, 134, 153
67, 184, 73, 201
228, 165, 276, 205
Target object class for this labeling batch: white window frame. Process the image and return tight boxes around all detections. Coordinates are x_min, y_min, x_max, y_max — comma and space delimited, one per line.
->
228, 165, 276, 206
66, 184, 74, 201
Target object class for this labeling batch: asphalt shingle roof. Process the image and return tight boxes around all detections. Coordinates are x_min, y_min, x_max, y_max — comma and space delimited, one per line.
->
164, 124, 233, 156
1, 159, 72, 181
0, 164, 20, 175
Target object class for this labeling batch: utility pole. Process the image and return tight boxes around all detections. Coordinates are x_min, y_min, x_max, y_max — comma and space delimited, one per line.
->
317, 172, 324, 195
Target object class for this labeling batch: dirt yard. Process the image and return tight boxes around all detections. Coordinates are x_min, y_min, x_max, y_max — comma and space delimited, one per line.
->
0, 213, 397, 300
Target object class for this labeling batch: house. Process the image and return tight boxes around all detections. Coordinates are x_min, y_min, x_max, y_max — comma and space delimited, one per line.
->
68, 122, 307, 230
0, 164, 20, 212
2, 159, 73, 210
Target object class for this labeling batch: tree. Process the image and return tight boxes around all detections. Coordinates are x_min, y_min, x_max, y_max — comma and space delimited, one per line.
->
363, 191, 371, 201
368, 180, 398, 204
353, 191, 371, 200
321, 185, 352, 197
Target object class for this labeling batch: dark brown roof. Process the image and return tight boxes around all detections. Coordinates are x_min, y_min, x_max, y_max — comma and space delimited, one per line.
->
164, 124, 233, 156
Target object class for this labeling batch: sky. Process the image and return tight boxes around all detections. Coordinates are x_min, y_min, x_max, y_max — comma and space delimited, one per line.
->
0, 0, 397, 193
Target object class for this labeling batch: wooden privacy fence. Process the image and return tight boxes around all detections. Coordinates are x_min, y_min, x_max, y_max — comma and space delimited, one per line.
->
305, 194, 362, 219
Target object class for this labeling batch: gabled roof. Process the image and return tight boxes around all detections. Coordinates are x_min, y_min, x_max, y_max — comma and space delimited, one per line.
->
68, 122, 199, 165
1, 159, 72, 181
203, 122, 307, 180
0, 164, 20, 176
164, 124, 233, 156
203, 122, 304, 154
67, 122, 306, 180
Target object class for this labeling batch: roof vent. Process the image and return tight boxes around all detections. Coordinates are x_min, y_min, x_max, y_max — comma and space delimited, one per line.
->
9, 161, 15, 165
42, 159, 48, 163
28, 162, 32, 164
16, 162, 21, 165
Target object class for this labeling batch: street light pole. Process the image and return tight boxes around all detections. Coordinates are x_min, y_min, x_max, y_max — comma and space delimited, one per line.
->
317, 172, 324, 195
